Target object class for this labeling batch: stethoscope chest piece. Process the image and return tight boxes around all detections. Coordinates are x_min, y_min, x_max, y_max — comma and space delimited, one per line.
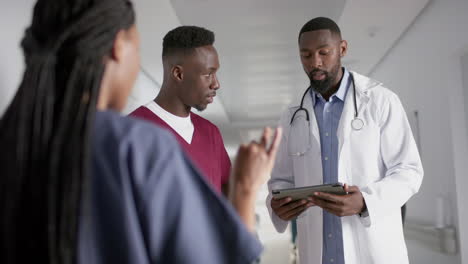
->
351, 117, 364, 131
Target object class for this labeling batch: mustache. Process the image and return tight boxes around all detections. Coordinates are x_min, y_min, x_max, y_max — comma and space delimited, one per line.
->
309, 69, 328, 76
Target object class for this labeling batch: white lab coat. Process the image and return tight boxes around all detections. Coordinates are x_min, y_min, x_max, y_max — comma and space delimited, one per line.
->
266, 71, 423, 264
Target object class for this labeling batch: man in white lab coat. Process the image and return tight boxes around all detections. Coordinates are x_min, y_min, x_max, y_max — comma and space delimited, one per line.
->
266, 17, 423, 264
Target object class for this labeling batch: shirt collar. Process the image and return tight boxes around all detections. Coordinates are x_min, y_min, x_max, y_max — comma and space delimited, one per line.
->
311, 67, 351, 106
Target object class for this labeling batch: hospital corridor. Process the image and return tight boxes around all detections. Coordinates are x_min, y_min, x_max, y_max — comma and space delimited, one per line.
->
1, 0, 468, 263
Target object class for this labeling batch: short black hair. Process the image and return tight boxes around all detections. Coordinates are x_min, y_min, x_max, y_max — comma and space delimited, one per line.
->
298, 17, 341, 42
162, 25, 215, 58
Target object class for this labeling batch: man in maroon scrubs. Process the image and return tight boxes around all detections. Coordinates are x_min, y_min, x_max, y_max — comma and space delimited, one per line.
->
130, 26, 230, 195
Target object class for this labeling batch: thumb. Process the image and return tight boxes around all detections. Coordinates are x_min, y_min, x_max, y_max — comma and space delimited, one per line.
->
344, 183, 351, 193
344, 184, 359, 193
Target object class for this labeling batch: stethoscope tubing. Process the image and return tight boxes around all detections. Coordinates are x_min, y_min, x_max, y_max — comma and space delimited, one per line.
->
290, 74, 363, 130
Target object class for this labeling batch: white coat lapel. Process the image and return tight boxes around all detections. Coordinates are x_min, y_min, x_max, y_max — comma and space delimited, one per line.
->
302, 89, 321, 149
337, 73, 371, 156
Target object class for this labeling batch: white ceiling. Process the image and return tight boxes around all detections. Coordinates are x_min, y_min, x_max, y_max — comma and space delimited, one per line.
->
171, 0, 345, 125
149, 0, 429, 150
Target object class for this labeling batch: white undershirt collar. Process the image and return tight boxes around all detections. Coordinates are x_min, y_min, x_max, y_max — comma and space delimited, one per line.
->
145, 101, 194, 144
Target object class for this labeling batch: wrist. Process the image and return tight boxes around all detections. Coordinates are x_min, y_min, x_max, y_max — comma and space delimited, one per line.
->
230, 181, 257, 232
231, 181, 257, 202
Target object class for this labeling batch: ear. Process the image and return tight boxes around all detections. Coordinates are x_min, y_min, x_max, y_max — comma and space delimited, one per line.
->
339, 40, 348, 58
171, 65, 184, 82
110, 29, 128, 62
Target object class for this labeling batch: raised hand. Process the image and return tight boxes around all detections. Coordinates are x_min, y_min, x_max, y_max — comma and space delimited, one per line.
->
230, 127, 282, 231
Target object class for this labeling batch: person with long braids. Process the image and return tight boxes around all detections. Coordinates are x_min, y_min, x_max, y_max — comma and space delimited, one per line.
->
0, 0, 281, 263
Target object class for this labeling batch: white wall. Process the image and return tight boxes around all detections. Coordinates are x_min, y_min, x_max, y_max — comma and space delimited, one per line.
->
461, 54, 468, 144
0, 0, 34, 116
451, 47, 468, 263
370, 1, 468, 263
124, 0, 181, 114
0, 0, 180, 116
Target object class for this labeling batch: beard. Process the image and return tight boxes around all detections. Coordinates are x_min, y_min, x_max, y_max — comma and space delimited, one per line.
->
308, 63, 341, 94
193, 104, 207, 112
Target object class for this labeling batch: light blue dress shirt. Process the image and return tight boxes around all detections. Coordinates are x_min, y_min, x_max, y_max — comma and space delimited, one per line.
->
311, 68, 351, 264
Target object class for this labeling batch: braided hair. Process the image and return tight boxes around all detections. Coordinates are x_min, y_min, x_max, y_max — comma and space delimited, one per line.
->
0, 0, 135, 263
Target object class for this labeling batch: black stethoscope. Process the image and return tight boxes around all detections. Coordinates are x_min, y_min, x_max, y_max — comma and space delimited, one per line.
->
290, 74, 364, 131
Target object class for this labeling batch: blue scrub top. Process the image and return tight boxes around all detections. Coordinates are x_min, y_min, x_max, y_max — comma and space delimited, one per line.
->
78, 110, 262, 264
